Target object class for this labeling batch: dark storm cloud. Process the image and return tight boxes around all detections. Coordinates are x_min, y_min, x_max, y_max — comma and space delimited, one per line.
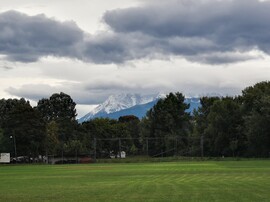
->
186, 52, 260, 65
1, 0, 270, 64
0, 11, 84, 62
103, 0, 270, 63
104, 0, 270, 45
82, 32, 170, 63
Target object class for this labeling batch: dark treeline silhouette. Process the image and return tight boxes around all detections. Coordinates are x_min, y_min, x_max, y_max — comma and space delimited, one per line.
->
0, 82, 270, 161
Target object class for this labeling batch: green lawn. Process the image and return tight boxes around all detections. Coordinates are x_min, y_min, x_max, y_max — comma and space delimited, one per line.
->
0, 160, 270, 202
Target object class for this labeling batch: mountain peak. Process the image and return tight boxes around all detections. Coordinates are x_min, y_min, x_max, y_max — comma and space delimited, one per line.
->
101, 93, 143, 114
78, 93, 201, 123
78, 93, 160, 123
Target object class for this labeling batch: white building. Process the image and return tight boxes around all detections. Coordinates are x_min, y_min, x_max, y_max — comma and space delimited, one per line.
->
0, 153, 10, 163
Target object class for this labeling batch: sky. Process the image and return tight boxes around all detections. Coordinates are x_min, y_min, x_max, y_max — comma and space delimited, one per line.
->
0, 0, 270, 118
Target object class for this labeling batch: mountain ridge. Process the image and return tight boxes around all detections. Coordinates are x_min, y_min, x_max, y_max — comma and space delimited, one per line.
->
78, 93, 200, 123
78, 93, 165, 123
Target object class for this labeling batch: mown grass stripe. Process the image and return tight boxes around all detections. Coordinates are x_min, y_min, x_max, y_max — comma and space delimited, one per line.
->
0, 160, 270, 202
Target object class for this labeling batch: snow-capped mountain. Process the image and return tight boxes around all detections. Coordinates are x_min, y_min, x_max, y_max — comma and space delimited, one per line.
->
78, 93, 201, 123
78, 93, 165, 123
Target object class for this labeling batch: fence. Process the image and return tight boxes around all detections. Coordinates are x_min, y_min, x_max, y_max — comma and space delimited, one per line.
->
45, 136, 206, 164
92, 136, 204, 161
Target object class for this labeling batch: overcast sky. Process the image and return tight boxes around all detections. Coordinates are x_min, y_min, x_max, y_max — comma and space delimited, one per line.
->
1, 0, 270, 118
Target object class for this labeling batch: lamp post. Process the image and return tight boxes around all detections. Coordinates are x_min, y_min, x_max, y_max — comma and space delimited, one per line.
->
10, 135, 17, 163
200, 135, 204, 159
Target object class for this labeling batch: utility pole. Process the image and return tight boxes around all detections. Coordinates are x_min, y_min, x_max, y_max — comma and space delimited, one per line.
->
61, 139, 64, 164
200, 135, 204, 158
118, 138, 121, 158
94, 138, 97, 162
10, 135, 17, 163
146, 138, 149, 156
175, 137, 178, 156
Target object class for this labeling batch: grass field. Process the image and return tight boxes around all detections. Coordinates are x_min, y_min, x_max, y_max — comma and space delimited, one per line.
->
0, 160, 270, 202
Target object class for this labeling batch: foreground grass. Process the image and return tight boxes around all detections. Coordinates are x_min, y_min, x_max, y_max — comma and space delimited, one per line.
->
0, 160, 270, 202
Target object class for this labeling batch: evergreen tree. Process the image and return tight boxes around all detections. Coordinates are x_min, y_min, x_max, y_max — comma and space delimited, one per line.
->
2, 101, 46, 157
36, 92, 77, 122
192, 97, 220, 156
119, 115, 141, 155
204, 97, 244, 157
241, 81, 270, 157
142, 93, 191, 156
36, 92, 78, 156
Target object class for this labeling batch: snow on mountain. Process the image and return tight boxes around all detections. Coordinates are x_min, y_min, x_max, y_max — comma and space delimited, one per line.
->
78, 93, 163, 123
78, 93, 201, 123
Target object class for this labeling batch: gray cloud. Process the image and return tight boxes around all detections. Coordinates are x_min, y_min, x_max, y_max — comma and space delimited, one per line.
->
0, 11, 84, 62
6, 82, 127, 105
0, 65, 13, 70
6, 84, 58, 101
104, 0, 270, 43
187, 51, 261, 65
84, 80, 137, 91
1, 0, 270, 64
102, 0, 270, 63
6, 78, 167, 105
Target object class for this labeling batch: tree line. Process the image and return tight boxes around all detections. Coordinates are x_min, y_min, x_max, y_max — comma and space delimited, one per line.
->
0, 81, 270, 160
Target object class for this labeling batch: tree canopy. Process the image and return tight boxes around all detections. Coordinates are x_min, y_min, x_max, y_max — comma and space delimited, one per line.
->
1, 82, 270, 160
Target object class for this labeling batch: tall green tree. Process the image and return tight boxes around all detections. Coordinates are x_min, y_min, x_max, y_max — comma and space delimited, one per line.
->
141, 93, 191, 156
119, 115, 141, 154
241, 81, 270, 157
0, 128, 5, 152
36, 92, 77, 122
204, 97, 244, 157
81, 117, 139, 158
0, 98, 29, 127
45, 121, 60, 155
2, 101, 46, 157
36, 92, 78, 155
193, 97, 220, 137
82, 118, 118, 158
193, 97, 220, 156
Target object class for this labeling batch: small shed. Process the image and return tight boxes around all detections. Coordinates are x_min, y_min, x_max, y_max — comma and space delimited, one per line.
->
117, 151, 126, 158
0, 153, 10, 163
